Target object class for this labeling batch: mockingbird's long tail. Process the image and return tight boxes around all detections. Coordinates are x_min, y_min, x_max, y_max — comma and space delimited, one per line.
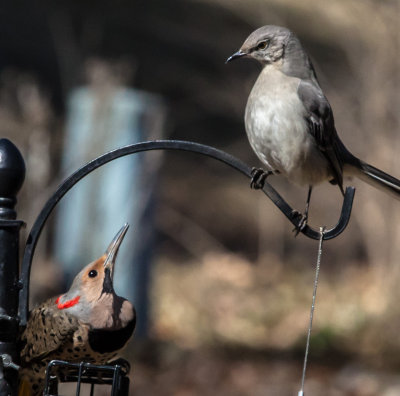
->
349, 161, 400, 200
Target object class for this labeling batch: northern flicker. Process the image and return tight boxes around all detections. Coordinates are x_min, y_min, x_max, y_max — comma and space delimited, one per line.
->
18, 224, 136, 396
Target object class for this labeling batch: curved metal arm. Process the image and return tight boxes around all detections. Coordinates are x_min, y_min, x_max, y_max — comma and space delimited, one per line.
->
19, 140, 355, 325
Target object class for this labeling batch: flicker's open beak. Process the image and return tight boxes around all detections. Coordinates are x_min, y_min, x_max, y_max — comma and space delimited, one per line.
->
103, 223, 129, 279
226, 49, 247, 63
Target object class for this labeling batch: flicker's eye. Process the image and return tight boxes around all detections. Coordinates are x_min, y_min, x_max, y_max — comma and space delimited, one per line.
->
88, 270, 98, 278
257, 40, 269, 50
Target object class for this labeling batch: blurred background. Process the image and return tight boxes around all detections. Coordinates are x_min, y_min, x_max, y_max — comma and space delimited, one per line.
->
1, 0, 400, 394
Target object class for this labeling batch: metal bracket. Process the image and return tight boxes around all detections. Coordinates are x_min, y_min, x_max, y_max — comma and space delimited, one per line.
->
0, 355, 20, 371
19, 140, 355, 326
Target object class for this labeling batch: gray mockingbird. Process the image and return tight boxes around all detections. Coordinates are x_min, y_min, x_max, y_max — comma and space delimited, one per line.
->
226, 25, 400, 231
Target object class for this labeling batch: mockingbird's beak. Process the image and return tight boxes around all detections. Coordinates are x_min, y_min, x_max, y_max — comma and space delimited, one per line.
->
226, 50, 247, 63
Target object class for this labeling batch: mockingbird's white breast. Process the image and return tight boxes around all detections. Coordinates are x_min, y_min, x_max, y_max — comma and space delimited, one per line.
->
245, 65, 331, 186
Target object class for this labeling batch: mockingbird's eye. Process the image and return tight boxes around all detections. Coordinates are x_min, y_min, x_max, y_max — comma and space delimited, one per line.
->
88, 270, 98, 278
257, 40, 269, 50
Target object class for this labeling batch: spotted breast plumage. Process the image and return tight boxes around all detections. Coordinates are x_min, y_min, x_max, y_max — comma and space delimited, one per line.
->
18, 224, 136, 396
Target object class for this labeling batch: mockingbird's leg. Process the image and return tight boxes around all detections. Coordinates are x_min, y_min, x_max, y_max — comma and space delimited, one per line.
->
250, 167, 276, 189
292, 185, 313, 236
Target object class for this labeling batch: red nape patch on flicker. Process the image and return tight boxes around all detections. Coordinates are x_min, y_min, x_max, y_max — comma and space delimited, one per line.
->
55, 295, 80, 310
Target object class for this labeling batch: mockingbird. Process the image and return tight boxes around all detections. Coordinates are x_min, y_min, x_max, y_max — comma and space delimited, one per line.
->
227, 25, 400, 231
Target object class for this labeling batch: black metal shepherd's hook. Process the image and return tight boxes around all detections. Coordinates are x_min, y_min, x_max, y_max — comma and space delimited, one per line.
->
18, 139, 355, 327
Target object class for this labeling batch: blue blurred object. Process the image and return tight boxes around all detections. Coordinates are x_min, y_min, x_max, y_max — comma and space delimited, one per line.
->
54, 59, 165, 337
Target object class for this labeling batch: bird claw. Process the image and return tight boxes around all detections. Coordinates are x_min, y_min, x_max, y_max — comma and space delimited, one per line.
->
250, 167, 273, 189
291, 210, 308, 236
108, 358, 131, 375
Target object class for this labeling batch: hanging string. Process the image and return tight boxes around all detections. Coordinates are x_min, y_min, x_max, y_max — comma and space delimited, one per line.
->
298, 226, 326, 396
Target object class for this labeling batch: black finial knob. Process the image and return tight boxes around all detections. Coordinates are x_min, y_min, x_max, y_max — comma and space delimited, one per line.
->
0, 139, 26, 219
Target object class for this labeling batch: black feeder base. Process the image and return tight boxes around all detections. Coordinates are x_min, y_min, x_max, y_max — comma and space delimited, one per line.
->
43, 359, 130, 396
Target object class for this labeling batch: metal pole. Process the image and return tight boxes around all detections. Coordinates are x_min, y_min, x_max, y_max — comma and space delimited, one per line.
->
0, 139, 25, 396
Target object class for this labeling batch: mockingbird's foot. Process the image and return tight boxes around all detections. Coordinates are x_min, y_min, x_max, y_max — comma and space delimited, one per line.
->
250, 168, 273, 189
291, 210, 308, 236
